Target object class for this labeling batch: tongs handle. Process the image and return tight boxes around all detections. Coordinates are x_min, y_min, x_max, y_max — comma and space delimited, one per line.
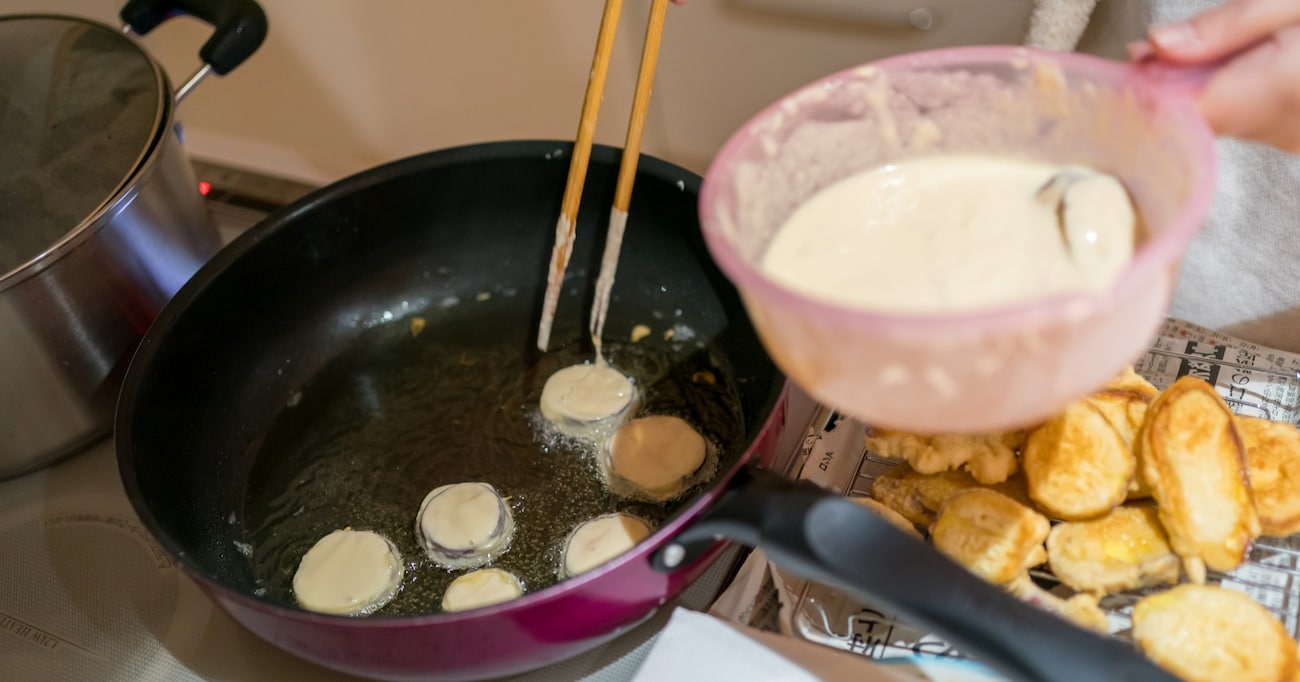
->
654, 467, 1179, 682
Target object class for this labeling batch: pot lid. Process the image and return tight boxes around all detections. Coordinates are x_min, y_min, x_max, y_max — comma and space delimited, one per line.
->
0, 15, 166, 274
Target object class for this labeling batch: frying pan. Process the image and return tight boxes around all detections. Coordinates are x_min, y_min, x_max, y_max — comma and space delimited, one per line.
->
116, 141, 1178, 682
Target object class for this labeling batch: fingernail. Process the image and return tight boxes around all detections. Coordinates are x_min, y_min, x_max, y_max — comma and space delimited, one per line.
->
1127, 40, 1155, 62
1150, 22, 1200, 50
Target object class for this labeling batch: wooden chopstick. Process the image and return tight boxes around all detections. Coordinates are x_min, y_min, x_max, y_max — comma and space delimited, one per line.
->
537, 0, 627, 352
588, 0, 670, 349
610, 0, 668, 218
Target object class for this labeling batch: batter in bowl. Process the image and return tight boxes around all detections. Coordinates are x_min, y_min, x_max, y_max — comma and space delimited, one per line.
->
760, 154, 1138, 314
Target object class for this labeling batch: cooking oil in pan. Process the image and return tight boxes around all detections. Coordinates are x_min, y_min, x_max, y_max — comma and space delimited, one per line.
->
243, 313, 745, 617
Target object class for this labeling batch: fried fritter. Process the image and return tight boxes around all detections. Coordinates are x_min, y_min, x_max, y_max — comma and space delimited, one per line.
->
1237, 415, 1300, 537
1133, 584, 1297, 682
1102, 365, 1160, 401
1136, 376, 1261, 583
865, 429, 1024, 485
1057, 592, 1109, 633
1045, 505, 1180, 595
869, 463, 1035, 528
930, 489, 1050, 585
869, 463, 936, 527
1087, 388, 1155, 500
848, 495, 923, 539
1023, 399, 1134, 521
920, 470, 1035, 512
1004, 574, 1110, 633
1088, 389, 1151, 450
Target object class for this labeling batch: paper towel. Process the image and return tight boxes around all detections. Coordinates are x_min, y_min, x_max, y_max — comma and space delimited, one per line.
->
632, 608, 919, 682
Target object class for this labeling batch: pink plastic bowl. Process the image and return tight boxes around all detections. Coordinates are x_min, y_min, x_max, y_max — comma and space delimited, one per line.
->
699, 46, 1217, 434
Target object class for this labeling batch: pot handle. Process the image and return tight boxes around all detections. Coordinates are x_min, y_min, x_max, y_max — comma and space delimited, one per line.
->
651, 467, 1177, 682
121, 0, 268, 100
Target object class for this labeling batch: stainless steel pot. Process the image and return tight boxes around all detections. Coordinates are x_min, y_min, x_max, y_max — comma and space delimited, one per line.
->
0, 0, 267, 479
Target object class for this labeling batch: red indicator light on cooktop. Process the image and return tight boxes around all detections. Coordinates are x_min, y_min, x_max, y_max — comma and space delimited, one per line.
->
198, 181, 212, 196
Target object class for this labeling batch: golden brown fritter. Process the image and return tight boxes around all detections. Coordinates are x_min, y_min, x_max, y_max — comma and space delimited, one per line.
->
1023, 399, 1135, 521
1004, 574, 1110, 633
1087, 388, 1155, 500
1088, 389, 1151, 451
848, 495, 923, 539
1102, 365, 1160, 401
1057, 592, 1109, 633
1045, 505, 1180, 595
868, 463, 1035, 528
930, 489, 1050, 585
1237, 416, 1300, 538
1136, 376, 1261, 583
865, 429, 1024, 485
869, 463, 938, 527
919, 470, 1036, 513
1133, 584, 1297, 682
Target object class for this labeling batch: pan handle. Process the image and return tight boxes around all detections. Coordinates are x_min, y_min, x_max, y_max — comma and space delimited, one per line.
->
651, 467, 1177, 682
121, 0, 268, 101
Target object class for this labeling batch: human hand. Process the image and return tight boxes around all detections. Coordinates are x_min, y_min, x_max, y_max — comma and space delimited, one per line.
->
1130, 0, 1300, 152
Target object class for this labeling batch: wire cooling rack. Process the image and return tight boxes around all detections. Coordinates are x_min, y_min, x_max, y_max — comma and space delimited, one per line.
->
786, 349, 1300, 663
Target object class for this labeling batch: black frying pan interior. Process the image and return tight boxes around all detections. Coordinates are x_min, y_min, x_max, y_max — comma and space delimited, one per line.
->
116, 141, 784, 614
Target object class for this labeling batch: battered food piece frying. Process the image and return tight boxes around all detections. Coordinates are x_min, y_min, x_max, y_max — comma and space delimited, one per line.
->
559, 513, 651, 578
1022, 399, 1134, 521
1045, 505, 1180, 595
601, 415, 709, 502
540, 364, 638, 440
1132, 584, 1297, 682
1135, 376, 1261, 583
1237, 415, 1300, 537
416, 482, 516, 570
869, 463, 1034, 528
930, 489, 1050, 585
292, 529, 404, 616
865, 429, 1024, 485
441, 568, 524, 612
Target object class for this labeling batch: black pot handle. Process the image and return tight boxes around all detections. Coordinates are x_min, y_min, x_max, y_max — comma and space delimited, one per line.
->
652, 467, 1178, 682
121, 0, 268, 75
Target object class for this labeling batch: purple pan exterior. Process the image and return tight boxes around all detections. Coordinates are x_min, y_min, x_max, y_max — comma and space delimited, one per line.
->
182, 392, 786, 682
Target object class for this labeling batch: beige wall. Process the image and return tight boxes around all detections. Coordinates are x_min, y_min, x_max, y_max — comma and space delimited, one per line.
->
6, 0, 1035, 184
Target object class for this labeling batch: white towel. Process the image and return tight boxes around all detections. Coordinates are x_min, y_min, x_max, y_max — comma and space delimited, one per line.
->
1142, 1, 1300, 353
631, 608, 920, 682
1023, 0, 1100, 51
1039, 0, 1300, 354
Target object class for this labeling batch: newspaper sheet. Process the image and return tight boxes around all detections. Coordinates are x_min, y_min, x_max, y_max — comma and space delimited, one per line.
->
708, 317, 1300, 670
